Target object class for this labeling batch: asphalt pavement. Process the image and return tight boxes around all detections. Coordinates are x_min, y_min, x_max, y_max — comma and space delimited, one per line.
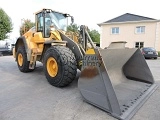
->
0, 56, 160, 120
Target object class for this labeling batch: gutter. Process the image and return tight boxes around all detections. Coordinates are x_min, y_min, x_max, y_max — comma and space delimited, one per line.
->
97, 20, 160, 26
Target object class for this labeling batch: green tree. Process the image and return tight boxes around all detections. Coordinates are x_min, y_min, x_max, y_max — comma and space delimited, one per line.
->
67, 23, 79, 32
20, 19, 35, 36
67, 23, 100, 44
88, 29, 100, 44
0, 8, 13, 40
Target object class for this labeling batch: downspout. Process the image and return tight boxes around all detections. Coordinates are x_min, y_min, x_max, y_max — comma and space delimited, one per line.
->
100, 26, 103, 48
154, 22, 159, 49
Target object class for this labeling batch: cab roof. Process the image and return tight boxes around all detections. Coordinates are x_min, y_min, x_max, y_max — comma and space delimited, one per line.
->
34, 8, 70, 16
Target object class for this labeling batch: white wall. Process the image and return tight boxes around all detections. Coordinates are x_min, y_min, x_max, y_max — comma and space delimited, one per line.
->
100, 21, 160, 51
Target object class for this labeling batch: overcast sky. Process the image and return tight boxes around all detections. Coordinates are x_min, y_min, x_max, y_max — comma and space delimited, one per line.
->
0, 0, 160, 39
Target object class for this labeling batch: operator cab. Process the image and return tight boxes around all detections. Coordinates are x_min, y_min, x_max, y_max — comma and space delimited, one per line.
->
35, 8, 74, 38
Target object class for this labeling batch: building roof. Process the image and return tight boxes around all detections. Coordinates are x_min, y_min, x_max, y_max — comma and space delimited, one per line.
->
102, 13, 157, 24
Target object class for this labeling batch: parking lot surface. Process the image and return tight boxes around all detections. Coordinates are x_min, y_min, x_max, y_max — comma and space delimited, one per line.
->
0, 56, 160, 120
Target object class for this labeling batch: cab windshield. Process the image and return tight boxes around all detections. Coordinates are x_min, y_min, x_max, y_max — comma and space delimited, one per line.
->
46, 11, 68, 31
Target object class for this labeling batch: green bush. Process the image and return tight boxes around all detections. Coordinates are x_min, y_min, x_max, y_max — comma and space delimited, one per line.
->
158, 51, 160, 57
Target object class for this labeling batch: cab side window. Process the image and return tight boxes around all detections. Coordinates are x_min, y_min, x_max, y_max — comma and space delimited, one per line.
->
44, 17, 52, 38
37, 13, 44, 32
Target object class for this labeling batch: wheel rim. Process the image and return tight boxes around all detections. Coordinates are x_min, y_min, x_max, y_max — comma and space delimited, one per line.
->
47, 57, 58, 77
18, 53, 23, 66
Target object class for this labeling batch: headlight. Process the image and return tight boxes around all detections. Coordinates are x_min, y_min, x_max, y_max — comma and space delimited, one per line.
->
50, 27, 55, 31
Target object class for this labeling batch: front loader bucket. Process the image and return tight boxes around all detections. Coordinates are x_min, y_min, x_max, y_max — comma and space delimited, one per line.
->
78, 48, 158, 120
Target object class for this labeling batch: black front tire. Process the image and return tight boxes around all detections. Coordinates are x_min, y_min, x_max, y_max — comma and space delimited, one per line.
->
16, 46, 35, 72
43, 46, 77, 87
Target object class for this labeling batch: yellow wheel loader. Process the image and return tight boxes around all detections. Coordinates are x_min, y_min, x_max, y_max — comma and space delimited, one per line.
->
13, 8, 158, 120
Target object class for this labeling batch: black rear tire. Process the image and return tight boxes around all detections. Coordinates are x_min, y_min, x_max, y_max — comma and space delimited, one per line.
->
43, 46, 77, 87
16, 46, 35, 72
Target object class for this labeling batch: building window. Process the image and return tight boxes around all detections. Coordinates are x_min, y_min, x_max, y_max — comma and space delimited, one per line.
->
136, 26, 145, 33
135, 42, 144, 48
111, 27, 119, 34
